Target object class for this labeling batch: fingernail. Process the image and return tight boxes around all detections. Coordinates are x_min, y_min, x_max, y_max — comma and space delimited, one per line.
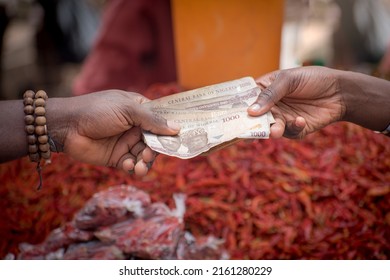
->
167, 120, 181, 131
249, 104, 261, 112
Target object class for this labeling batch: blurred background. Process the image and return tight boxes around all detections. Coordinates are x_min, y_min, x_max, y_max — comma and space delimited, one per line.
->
0, 0, 103, 99
0, 0, 389, 100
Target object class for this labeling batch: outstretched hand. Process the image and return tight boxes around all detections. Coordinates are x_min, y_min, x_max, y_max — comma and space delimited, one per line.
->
51, 90, 180, 176
247, 66, 345, 139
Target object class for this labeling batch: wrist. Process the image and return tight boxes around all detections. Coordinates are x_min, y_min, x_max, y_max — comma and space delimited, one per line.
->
339, 70, 390, 131
46, 97, 73, 153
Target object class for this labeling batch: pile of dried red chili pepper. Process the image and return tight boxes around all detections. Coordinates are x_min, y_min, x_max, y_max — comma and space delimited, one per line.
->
0, 84, 389, 259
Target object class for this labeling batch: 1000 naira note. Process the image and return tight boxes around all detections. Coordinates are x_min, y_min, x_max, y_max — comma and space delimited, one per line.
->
142, 77, 274, 159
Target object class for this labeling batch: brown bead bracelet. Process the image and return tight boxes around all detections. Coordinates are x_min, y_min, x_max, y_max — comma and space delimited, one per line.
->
23, 90, 51, 190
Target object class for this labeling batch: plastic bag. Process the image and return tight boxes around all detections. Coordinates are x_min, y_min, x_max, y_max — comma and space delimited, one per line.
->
8, 185, 228, 260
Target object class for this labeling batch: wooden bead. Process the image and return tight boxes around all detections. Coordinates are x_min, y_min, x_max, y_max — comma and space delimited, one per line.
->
23, 97, 34, 106
25, 125, 35, 134
35, 98, 46, 107
23, 90, 35, 99
24, 105, 34, 114
35, 90, 48, 100
41, 150, 51, 159
27, 135, 37, 144
24, 115, 35, 125
29, 152, 40, 162
35, 125, 47, 135
35, 116, 46, 126
38, 135, 48, 144
39, 143, 50, 152
28, 144, 38, 153
34, 107, 46, 116
24, 90, 51, 165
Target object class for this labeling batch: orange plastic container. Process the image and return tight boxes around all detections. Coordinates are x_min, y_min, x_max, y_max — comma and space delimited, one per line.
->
171, 0, 284, 89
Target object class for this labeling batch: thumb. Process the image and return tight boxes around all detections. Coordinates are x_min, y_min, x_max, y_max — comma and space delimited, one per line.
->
132, 104, 181, 136
247, 71, 290, 116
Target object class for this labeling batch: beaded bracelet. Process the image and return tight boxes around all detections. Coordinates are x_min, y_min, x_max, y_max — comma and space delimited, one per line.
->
23, 90, 51, 190
34, 90, 51, 162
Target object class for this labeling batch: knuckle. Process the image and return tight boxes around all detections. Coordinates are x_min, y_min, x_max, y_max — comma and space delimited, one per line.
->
259, 87, 277, 106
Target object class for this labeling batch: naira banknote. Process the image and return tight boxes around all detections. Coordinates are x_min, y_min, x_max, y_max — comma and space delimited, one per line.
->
142, 77, 274, 159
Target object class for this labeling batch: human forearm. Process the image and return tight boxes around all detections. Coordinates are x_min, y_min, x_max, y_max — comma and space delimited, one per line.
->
0, 97, 71, 163
339, 70, 390, 131
0, 100, 29, 162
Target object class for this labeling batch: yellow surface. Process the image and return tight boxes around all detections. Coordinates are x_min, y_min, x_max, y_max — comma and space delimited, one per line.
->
171, 0, 284, 89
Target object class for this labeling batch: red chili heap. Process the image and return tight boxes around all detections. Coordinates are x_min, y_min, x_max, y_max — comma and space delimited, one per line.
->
0, 84, 389, 259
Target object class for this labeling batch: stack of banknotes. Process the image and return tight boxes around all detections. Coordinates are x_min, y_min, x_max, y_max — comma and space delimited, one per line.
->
142, 77, 275, 159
